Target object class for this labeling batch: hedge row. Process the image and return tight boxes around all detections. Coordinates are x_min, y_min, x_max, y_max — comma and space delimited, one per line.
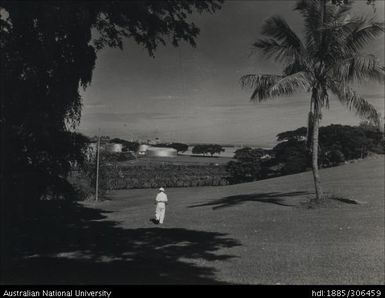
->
99, 164, 229, 190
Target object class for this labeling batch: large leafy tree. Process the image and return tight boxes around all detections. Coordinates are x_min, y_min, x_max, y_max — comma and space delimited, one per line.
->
241, 0, 384, 202
0, 1, 222, 220
226, 147, 264, 183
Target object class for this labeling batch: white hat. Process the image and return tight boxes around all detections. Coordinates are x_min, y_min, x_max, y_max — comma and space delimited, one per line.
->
159, 187, 165, 192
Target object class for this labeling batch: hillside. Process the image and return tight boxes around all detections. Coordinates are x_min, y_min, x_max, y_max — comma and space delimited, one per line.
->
83, 155, 384, 284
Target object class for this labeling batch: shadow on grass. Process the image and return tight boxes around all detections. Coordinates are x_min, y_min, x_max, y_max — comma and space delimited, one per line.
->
1, 200, 240, 285
300, 195, 362, 209
328, 197, 360, 205
188, 191, 310, 210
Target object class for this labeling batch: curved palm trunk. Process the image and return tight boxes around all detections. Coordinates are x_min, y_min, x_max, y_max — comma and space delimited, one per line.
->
311, 94, 324, 202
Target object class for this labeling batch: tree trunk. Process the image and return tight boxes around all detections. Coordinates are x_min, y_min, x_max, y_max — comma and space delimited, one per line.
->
311, 0, 327, 203
311, 101, 324, 202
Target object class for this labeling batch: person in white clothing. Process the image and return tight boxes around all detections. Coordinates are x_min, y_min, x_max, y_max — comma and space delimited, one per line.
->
155, 187, 168, 224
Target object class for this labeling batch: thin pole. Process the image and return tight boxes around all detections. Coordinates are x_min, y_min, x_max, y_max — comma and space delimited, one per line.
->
178, 46, 186, 143
95, 129, 101, 201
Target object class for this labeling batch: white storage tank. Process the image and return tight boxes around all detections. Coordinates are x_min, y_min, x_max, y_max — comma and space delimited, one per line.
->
138, 144, 150, 156
105, 143, 123, 153
146, 147, 177, 157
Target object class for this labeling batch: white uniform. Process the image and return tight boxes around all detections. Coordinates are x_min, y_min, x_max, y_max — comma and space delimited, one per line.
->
155, 191, 168, 224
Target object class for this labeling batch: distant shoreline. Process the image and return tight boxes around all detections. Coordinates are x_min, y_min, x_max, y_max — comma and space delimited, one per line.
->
85, 134, 276, 150
186, 143, 275, 150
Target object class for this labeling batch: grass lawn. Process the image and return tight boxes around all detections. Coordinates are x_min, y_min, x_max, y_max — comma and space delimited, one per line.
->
3, 156, 383, 285
82, 155, 384, 284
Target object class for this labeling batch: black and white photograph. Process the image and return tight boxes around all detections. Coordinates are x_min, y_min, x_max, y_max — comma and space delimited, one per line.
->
1, 0, 384, 291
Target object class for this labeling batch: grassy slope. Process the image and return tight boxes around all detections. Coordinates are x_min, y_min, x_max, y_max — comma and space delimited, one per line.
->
84, 156, 384, 284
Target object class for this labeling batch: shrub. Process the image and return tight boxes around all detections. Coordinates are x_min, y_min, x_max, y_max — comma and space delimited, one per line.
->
322, 149, 345, 167
84, 163, 229, 190
226, 147, 264, 183
271, 139, 310, 175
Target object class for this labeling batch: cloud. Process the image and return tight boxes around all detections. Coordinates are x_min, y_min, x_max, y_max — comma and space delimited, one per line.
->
81, 111, 177, 123
84, 103, 107, 109
149, 95, 182, 100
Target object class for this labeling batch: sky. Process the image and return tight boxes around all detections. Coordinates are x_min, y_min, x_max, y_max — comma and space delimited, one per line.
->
78, 1, 385, 147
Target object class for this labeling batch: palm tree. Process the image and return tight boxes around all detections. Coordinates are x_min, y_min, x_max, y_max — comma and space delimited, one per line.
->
241, 0, 384, 202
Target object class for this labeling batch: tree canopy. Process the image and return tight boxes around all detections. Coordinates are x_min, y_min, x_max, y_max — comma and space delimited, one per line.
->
226, 124, 384, 184
273, 124, 383, 169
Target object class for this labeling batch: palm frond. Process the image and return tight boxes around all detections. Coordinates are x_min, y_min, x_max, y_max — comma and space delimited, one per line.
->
329, 54, 385, 84
321, 17, 383, 59
240, 72, 310, 101
319, 18, 359, 61
294, 0, 322, 54
283, 57, 309, 76
332, 2, 353, 20
253, 39, 310, 71
261, 16, 305, 54
314, 16, 363, 64
331, 84, 380, 124
253, 15, 309, 72
253, 39, 286, 61
269, 72, 311, 97
240, 74, 282, 101
253, 38, 293, 63
295, 0, 351, 27
294, 0, 320, 19
344, 19, 385, 54
242, 0, 383, 128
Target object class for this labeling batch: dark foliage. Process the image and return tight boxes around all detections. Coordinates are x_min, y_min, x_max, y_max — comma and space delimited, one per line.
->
227, 124, 383, 184
90, 163, 229, 191
109, 138, 140, 152
100, 151, 136, 163
273, 139, 311, 174
80, 150, 136, 196
226, 147, 265, 183
192, 144, 225, 156
272, 124, 383, 174
322, 149, 345, 166
276, 124, 383, 161
276, 127, 308, 142
331, 0, 376, 5
319, 125, 370, 161
168, 142, 189, 154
